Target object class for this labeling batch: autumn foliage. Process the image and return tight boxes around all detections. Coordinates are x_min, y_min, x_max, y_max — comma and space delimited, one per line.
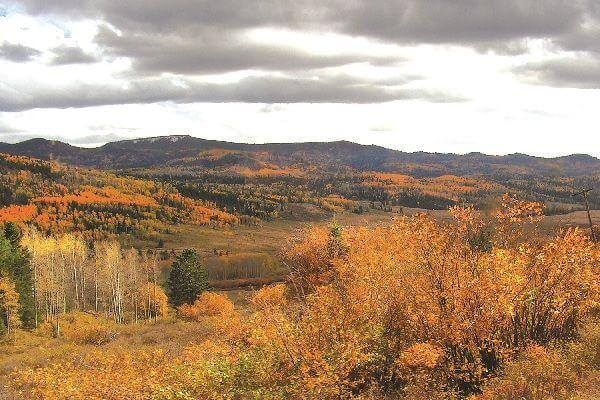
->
4, 196, 600, 399
0, 153, 238, 239
0, 276, 21, 334
178, 292, 234, 320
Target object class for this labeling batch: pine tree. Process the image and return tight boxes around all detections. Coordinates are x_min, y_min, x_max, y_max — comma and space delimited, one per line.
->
0, 223, 34, 328
167, 249, 209, 306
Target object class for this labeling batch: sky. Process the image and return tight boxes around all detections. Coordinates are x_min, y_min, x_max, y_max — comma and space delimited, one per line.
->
0, 1, 599, 157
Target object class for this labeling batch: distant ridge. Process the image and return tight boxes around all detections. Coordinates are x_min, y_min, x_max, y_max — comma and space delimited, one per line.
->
0, 135, 598, 176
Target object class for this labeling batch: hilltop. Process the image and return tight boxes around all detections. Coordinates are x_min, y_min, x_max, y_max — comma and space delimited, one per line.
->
1, 136, 599, 222
1, 135, 598, 177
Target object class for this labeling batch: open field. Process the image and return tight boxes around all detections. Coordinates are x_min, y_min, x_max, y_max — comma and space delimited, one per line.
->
155, 206, 599, 259
157, 208, 403, 255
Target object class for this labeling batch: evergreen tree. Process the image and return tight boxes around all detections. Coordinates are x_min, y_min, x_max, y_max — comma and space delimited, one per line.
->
0, 223, 34, 328
167, 249, 209, 306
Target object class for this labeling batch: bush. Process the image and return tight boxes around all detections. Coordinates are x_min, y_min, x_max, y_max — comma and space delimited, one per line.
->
36, 312, 118, 345
178, 292, 234, 320
475, 345, 578, 400
251, 283, 288, 311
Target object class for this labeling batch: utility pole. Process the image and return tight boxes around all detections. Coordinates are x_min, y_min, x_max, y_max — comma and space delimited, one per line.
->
572, 188, 597, 243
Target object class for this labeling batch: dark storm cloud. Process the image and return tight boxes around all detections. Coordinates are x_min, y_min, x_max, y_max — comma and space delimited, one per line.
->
553, 0, 600, 54
515, 58, 600, 89
91, 0, 582, 75
0, 74, 465, 112
49, 45, 98, 65
509, 0, 600, 89
335, 0, 582, 44
0, 42, 41, 62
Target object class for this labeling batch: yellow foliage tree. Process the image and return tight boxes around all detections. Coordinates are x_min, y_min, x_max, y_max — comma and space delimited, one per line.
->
134, 283, 169, 319
0, 277, 21, 335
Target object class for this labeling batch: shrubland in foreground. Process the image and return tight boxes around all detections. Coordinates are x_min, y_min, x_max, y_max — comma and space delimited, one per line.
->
1, 195, 599, 399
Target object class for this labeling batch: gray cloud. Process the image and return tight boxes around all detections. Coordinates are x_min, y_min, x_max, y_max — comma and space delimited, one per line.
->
553, 0, 600, 54
508, 1, 600, 89
515, 58, 600, 89
333, 0, 583, 45
96, 25, 402, 75
0, 42, 41, 62
49, 45, 99, 65
14, 0, 587, 45
10, 0, 595, 105
0, 74, 465, 112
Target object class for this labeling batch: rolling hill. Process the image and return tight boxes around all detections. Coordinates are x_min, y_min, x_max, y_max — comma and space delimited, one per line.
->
1, 136, 599, 215
1, 135, 598, 177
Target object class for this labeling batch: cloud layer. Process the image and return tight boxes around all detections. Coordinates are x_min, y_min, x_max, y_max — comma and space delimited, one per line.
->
2, 0, 599, 110
0, 0, 599, 156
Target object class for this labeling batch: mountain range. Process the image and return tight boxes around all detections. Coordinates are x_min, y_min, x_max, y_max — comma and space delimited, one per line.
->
1, 135, 599, 177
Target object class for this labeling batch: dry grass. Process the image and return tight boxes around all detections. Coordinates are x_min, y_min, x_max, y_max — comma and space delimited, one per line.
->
0, 290, 250, 399
159, 208, 598, 258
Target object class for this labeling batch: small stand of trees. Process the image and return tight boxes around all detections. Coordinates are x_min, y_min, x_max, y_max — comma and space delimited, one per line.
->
0, 222, 213, 338
20, 229, 167, 336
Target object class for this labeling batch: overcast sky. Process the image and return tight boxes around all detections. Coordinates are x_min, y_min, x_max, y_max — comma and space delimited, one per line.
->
1, 1, 599, 157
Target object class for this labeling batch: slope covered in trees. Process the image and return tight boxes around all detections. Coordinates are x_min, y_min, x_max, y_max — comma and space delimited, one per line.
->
0, 153, 237, 238
1, 135, 598, 177
2, 136, 597, 212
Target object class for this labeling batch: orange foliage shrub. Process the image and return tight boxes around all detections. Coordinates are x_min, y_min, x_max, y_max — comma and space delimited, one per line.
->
12, 349, 170, 400
473, 345, 578, 400
251, 283, 288, 311
253, 198, 599, 395
398, 343, 445, 370
36, 312, 118, 345
178, 292, 234, 320
281, 225, 347, 297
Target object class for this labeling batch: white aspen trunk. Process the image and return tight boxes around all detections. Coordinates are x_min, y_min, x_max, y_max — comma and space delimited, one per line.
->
152, 255, 158, 322
94, 269, 99, 313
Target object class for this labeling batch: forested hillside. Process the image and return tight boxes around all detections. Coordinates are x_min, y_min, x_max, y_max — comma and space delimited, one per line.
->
1, 136, 598, 217
0, 153, 237, 238
2, 135, 598, 177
